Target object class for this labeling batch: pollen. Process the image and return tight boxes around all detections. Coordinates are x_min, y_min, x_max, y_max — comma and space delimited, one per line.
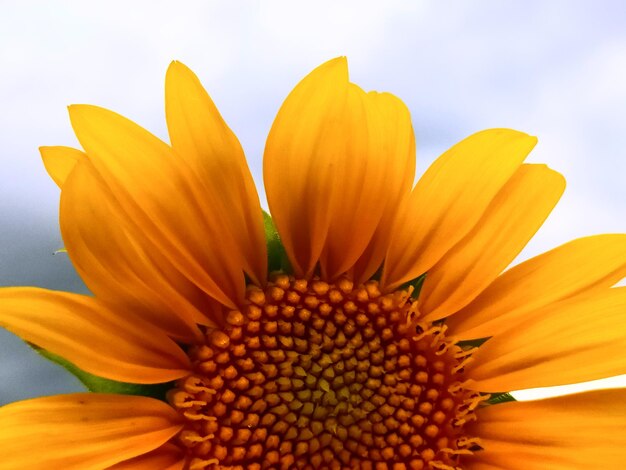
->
168, 276, 484, 469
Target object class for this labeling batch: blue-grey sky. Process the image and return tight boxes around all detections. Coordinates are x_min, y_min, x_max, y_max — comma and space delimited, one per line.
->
1, 0, 625, 404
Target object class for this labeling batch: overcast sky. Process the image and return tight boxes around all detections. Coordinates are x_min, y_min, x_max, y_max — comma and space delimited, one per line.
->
1, 0, 625, 404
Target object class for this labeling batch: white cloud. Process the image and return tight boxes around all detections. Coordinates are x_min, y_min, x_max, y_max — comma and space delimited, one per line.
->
0, 0, 625, 401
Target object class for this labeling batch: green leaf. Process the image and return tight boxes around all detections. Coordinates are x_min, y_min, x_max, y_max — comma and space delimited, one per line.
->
487, 392, 516, 405
53, 248, 67, 254
400, 273, 427, 299
33, 346, 172, 400
263, 210, 291, 273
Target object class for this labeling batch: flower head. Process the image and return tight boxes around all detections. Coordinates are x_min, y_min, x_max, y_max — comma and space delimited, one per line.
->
1, 58, 626, 469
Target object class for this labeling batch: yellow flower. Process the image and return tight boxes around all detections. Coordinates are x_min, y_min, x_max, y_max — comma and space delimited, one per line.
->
1, 58, 626, 469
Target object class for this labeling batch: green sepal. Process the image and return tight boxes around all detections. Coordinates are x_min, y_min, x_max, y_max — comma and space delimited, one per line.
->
33, 346, 171, 400
263, 210, 291, 273
400, 273, 427, 299
487, 392, 516, 405
457, 337, 490, 349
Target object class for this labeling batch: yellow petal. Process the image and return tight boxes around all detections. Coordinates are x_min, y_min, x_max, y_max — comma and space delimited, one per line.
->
0, 393, 182, 470
61, 157, 209, 339
40, 146, 84, 188
420, 164, 565, 321
326, 90, 416, 282
265, 58, 415, 280
382, 129, 537, 290
107, 443, 185, 470
468, 389, 626, 469
165, 61, 266, 285
353, 93, 415, 283
68, 104, 245, 309
0, 287, 190, 383
317, 87, 417, 280
446, 234, 626, 340
318, 84, 377, 279
264, 57, 350, 277
466, 287, 626, 391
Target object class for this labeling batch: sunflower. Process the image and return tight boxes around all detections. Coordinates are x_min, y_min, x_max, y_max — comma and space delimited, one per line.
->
1, 57, 626, 470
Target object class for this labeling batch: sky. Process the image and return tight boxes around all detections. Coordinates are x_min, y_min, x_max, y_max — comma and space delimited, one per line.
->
0, 0, 625, 405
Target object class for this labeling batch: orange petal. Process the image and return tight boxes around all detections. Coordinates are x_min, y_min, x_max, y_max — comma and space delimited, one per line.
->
0, 393, 182, 470
325, 90, 416, 282
466, 461, 503, 470
317, 85, 376, 279
420, 164, 565, 321
466, 287, 626, 391
446, 233, 626, 340
68, 104, 246, 309
467, 389, 626, 469
265, 59, 415, 280
264, 57, 350, 277
107, 443, 185, 470
165, 61, 266, 286
60, 156, 209, 339
382, 129, 537, 290
40, 145, 84, 187
351, 92, 416, 284
0, 287, 190, 383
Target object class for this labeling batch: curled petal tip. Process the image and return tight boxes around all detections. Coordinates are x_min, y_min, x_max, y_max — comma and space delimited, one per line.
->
166, 60, 191, 75
312, 56, 349, 81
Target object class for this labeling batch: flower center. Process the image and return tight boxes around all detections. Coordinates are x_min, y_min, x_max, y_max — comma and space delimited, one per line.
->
168, 276, 483, 470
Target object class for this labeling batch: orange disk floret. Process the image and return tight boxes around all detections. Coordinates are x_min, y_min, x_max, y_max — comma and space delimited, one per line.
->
168, 276, 484, 470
